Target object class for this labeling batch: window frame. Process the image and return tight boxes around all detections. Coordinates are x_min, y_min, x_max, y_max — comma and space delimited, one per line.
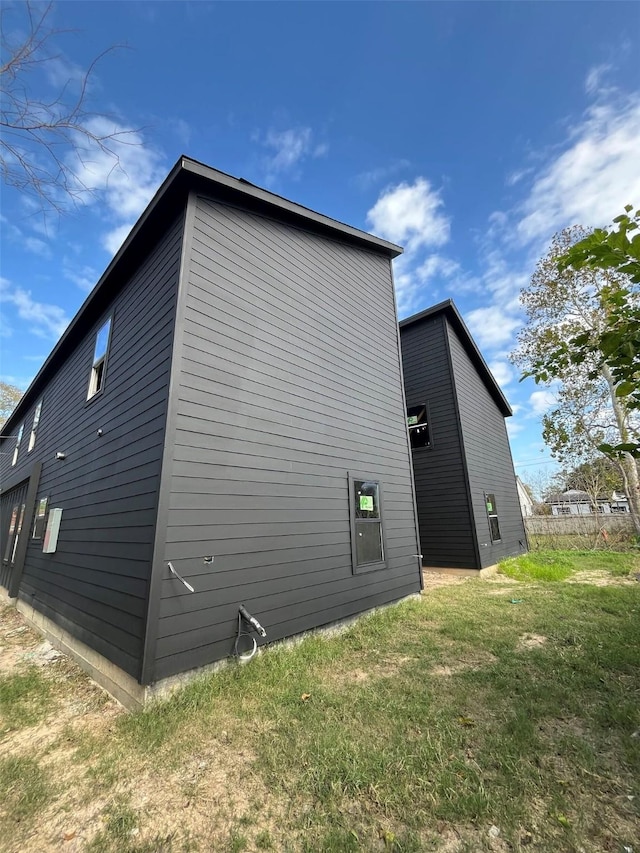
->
28, 399, 43, 452
32, 497, 49, 540
484, 492, 502, 543
87, 316, 113, 401
348, 472, 388, 575
11, 423, 24, 466
406, 402, 433, 451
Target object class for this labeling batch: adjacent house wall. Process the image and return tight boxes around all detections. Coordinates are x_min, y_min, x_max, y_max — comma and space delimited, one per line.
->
400, 316, 478, 569
446, 321, 527, 568
0, 216, 184, 678
147, 194, 421, 682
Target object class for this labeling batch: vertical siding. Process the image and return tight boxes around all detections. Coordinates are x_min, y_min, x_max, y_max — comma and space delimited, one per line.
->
153, 196, 421, 680
0, 216, 184, 678
400, 318, 478, 569
446, 322, 527, 567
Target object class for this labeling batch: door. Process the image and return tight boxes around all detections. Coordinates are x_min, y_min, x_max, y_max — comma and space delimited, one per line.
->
1, 480, 29, 591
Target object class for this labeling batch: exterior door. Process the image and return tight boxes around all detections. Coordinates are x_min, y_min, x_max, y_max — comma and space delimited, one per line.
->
1, 480, 29, 591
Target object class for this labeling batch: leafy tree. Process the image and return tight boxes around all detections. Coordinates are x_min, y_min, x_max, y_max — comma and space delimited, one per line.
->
511, 224, 640, 534
1, 2, 132, 211
0, 381, 23, 427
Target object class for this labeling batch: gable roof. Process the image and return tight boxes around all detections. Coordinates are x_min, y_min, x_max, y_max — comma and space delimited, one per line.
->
399, 299, 512, 417
1, 156, 402, 439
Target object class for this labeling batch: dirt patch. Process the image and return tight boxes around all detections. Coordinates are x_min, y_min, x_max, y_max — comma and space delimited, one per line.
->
326, 654, 416, 688
429, 651, 497, 677
517, 633, 547, 651
421, 572, 469, 590
568, 570, 638, 587
0, 608, 42, 674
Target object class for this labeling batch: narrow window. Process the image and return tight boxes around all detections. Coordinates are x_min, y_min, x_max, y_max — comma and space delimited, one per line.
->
485, 493, 501, 542
11, 423, 24, 466
10, 504, 26, 563
349, 474, 386, 572
32, 497, 49, 540
87, 317, 112, 399
28, 399, 43, 452
407, 404, 431, 449
3, 506, 19, 562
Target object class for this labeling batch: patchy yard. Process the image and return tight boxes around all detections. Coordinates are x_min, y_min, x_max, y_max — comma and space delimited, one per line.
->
1, 553, 639, 853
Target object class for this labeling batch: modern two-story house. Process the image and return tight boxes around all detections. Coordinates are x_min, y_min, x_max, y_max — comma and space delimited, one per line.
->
400, 300, 527, 572
0, 156, 423, 707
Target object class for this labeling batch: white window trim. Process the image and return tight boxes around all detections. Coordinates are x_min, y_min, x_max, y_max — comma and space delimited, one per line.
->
87, 317, 112, 400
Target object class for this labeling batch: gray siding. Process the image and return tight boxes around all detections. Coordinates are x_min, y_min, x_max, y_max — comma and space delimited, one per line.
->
446, 322, 526, 567
0, 216, 184, 677
400, 317, 478, 569
151, 196, 420, 681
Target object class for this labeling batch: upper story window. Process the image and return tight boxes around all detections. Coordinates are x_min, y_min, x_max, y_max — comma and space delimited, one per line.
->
11, 423, 24, 466
87, 317, 112, 399
407, 403, 431, 449
28, 399, 43, 452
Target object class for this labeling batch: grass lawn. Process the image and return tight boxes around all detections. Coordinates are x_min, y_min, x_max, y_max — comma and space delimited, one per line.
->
0, 551, 638, 852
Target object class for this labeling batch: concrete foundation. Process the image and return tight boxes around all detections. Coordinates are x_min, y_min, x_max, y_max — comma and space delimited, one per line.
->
1, 590, 421, 711
422, 564, 498, 578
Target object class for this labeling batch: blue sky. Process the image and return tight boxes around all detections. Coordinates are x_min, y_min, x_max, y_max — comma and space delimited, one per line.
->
1, 1, 639, 489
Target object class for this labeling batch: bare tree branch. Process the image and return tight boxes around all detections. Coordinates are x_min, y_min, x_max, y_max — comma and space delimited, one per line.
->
0, 1, 140, 211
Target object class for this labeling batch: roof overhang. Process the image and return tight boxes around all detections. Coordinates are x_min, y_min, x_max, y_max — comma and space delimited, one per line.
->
1, 156, 402, 438
399, 299, 513, 417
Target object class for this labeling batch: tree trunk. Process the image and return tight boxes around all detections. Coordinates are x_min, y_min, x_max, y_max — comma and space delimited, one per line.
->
601, 365, 640, 535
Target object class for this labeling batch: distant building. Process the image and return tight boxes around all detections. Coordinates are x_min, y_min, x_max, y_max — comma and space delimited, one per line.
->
516, 477, 535, 517
546, 489, 630, 515
399, 300, 527, 573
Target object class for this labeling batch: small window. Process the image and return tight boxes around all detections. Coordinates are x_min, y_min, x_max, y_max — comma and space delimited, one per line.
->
11, 423, 24, 466
32, 497, 49, 540
485, 493, 501, 542
349, 474, 386, 573
407, 404, 431, 449
28, 399, 43, 452
87, 317, 112, 399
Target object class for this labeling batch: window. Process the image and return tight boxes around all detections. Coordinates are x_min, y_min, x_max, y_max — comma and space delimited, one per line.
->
485, 493, 501, 542
28, 399, 43, 452
407, 404, 431, 449
87, 317, 112, 399
11, 423, 24, 466
3, 504, 26, 564
349, 474, 386, 573
32, 497, 48, 540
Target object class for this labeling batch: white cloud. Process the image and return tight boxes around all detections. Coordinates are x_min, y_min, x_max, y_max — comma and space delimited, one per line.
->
258, 126, 327, 183
488, 359, 514, 389
464, 306, 522, 350
529, 389, 557, 416
366, 178, 450, 253
355, 159, 411, 190
65, 118, 166, 253
63, 259, 99, 292
506, 419, 524, 438
585, 63, 613, 95
0, 278, 70, 340
102, 223, 134, 256
416, 255, 460, 283
24, 236, 52, 258
516, 93, 640, 244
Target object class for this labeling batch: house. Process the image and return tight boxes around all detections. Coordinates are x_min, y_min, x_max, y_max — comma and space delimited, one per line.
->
516, 476, 535, 517
399, 300, 527, 572
546, 489, 630, 515
0, 156, 422, 707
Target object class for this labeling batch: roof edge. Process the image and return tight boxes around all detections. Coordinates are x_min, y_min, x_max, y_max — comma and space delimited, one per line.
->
400, 299, 513, 417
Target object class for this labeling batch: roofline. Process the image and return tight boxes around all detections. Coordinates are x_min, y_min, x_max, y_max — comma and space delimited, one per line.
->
181, 157, 403, 258
399, 299, 513, 417
1, 156, 402, 438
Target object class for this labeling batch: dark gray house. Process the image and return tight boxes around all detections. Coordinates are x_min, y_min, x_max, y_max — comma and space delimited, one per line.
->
400, 300, 526, 572
0, 156, 422, 706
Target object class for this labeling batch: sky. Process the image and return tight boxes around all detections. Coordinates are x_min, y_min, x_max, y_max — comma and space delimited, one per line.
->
1, 1, 639, 490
